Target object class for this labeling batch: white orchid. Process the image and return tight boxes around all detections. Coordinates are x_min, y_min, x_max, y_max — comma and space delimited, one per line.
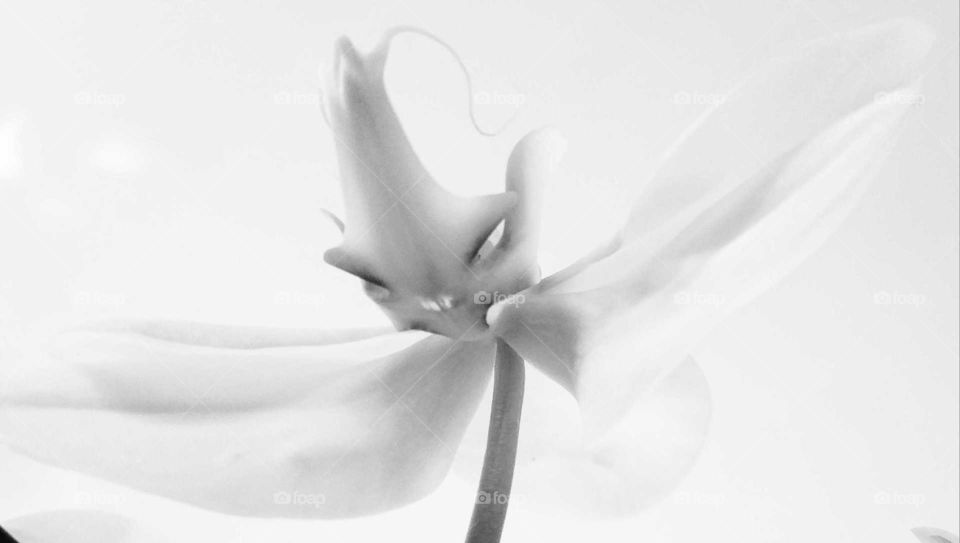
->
0, 19, 934, 542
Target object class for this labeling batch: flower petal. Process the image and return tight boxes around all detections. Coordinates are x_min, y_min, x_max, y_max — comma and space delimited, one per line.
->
489, 20, 934, 433
323, 32, 519, 339
913, 527, 960, 543
622, 19, 935, 244
455, 357, 710, 517
3, 510, 169, 543
0, 321, 494, 518
326, 34, 515, 263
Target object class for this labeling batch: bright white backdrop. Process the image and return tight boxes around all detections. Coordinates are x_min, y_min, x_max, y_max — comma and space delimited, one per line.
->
0, 0, 957, 541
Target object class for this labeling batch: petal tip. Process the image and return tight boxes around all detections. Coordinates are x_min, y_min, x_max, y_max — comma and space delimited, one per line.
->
512, 127, 567, 171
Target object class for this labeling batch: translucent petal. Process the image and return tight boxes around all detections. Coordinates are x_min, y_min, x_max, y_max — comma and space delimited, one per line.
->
621, 19, 936, 246
489, 20, 934, 434
324, 35, 514, 302
455, 357, 710, 518
0, 321, 494, 518
912, 527, 960, 543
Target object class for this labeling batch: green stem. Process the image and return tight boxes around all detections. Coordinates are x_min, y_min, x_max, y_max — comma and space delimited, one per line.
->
465, 340, 525, 543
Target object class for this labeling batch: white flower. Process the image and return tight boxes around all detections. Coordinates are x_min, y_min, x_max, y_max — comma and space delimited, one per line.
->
0, 19, 933, 527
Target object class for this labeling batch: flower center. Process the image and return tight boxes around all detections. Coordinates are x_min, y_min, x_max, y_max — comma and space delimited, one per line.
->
354, 253, 536, 341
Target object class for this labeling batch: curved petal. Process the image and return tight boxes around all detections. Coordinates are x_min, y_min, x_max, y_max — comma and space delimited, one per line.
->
325, 32, 514, 261
455, 357, 710, 518
622, 19, 935, 243
321, 31, 557, 341
323, 31, 520, 340
0, 321, 494, 518
3, 510, 169, 543
489, 20, 934, 433
913, 527, 960, 543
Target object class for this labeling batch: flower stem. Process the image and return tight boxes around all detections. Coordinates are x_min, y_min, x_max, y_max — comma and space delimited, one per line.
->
465, 340, 525, 543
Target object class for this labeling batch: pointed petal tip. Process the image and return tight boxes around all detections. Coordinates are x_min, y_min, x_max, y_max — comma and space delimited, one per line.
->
322, 245, 346, 266
912, 527, 960, 543
323, 245, 374, 282
511, 127, 567, 171
333, 35, 363, 71
485, 296, 522, 335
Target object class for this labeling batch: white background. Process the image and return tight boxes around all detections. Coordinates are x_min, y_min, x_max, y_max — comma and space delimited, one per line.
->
1, 0, 957, 541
